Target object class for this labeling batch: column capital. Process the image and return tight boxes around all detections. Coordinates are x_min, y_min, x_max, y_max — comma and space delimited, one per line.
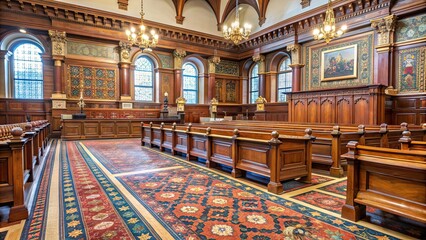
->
253, 54, 266, 73
371, 14, 397, 46
208, 56, 221, 74
287, 43, 302, 65
118, 41, 132, 63
173, 48, 187, 69
252, 54, 265, 63
48, 30, 67, 56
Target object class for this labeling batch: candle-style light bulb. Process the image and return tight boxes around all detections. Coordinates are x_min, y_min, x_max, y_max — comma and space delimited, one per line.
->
164, 92, 168, 97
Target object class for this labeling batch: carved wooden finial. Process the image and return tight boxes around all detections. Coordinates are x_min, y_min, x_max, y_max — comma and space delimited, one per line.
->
11, 127, 23, 140
186, 123, 192, 132
400, 122, 408, 131
399, 130, 412, 144
172, 122, 177, 130
149, 122, 153, 128
25, 122, 32, 132
379, 123, 388, 133
271, 131, 279, 139
304, 128, 313, 137
422, 123, 426, 130
269, 131, 282, 144
331, 125, 341, 135
233, 129, 239, 137
160, 122, 165, 129
357, 124, 366, 134
206, 127, 211, 135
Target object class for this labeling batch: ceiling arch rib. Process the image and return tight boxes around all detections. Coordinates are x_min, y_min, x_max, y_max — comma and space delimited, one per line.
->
171, 0, 186, 24
221, 0, 261, 26
258, 0, 270, 26
172, 0, 221, 26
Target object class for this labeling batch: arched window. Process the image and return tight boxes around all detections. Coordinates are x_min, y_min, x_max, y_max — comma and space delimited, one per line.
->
249, 64, 259, 104
134, 56, 154, 101
13, 43, 43, 99
277, 57, 292, 102
182, 63, 198, 104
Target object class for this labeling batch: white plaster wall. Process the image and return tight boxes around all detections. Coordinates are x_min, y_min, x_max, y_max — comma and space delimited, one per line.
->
56, 0, 221, 36
55, 0, 330, 36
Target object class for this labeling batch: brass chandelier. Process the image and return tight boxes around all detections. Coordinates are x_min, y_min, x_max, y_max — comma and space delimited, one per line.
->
125, 0, 159, 52
222, 0, 252, 45
313, 0, 347, 43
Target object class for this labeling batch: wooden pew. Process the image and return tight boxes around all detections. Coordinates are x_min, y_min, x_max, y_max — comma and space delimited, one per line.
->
399, 130, 426, 151
0, 120, 50, 222
341, 141, 426, 223
141, 122, 314, 194
198, 121, 426, 177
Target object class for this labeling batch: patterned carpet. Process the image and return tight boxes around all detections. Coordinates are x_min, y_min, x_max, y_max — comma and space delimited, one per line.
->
18, 139, 425, 240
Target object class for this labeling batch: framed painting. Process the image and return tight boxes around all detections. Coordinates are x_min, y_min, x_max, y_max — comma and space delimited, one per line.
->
321, 44, 358, 81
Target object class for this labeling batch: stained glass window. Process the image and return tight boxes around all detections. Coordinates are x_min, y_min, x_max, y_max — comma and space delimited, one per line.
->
134, 56, 154, 101
249, 64, 259, 103
277, 57, 292, 102
13, 43, 43, 99
182, 63, 198, 104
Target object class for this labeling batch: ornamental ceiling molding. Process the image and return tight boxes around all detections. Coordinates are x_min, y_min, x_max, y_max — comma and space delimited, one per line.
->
2, 0, 393, 54
2, 0, 235, 51
238, 0, 392, 50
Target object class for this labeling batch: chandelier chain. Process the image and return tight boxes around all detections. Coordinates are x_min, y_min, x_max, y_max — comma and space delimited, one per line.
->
124, 0, 159, 52
222, 0, 251, 45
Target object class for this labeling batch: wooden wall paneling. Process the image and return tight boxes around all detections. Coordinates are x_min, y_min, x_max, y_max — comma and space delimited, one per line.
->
320, 98, 334, 123
83, 122, 99, 138
354, 96, 370, 124
395, 113, 417, 125
116, 121, 131, 137
336, 97, 352, 124
288, 86, 386, 125
307, 98, 319, 123
293, 100, 307, 122
388, 95, 426, 125
100, 121, 115, 138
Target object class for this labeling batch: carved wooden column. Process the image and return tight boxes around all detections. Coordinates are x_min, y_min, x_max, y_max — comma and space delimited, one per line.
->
371, 15, 397, 86
287, 43, 304, 92
253, 54, 266, 99
208, 55, 220, 102
173, 49, 186, 98
118, 41, 132, 101
0, 50, 12, 98
49, 30, 67, 99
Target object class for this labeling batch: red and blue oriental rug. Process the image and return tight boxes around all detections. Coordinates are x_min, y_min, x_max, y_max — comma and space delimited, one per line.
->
18, 139, 425, 240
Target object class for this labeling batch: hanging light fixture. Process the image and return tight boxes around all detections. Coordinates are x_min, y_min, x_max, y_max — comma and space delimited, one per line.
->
313, 0, 347, 43
222, 0, 252, 45
125, 0, 159, 52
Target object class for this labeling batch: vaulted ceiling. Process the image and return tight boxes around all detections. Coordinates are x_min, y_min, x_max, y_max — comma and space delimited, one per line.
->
55, 0, 329, 36
171, 0, 269, 27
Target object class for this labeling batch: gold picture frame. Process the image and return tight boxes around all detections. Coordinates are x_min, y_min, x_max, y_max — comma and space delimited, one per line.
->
321, 44, 358, 81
